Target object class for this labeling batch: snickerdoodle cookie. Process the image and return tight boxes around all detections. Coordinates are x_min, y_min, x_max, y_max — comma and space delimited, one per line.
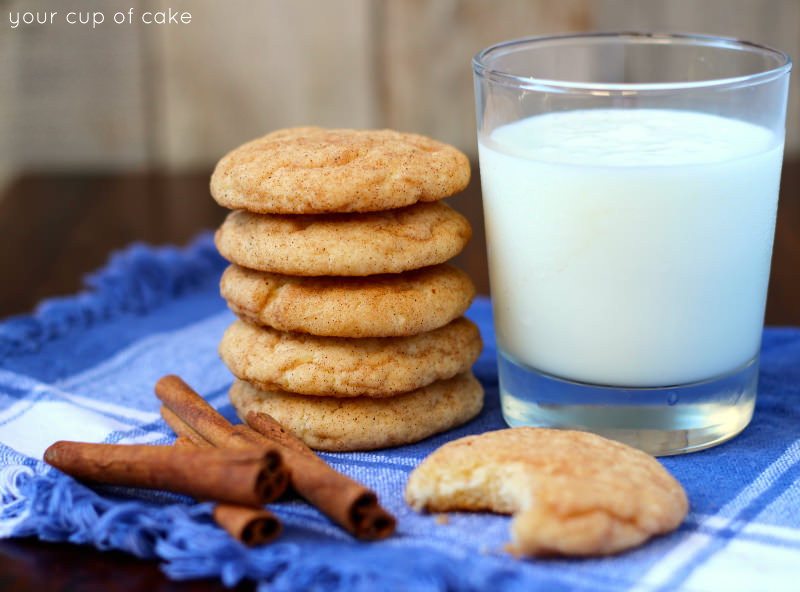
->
405, 427, 688, 557
218, 317, 482, 397
220, 263, 475, 338
229, 372, 484, 451
214, 202, 471, 277
210, 127, 470, 214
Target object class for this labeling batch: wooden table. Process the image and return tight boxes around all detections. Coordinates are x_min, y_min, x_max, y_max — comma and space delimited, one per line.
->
0, 164, 798, 590
0, 537, 252, 592
1, 164, 798, 323
0, 171, 490, 320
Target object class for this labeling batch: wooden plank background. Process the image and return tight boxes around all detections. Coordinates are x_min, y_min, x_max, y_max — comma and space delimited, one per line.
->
1, 0, 798, 182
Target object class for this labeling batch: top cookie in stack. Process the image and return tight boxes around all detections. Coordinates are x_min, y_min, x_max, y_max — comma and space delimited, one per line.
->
210, 127, 484, 452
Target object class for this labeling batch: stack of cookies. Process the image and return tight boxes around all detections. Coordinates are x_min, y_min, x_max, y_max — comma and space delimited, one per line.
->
209, 127, 484, 451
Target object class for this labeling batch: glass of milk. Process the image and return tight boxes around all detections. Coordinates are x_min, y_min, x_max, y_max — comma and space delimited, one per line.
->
473, 33, 791, 455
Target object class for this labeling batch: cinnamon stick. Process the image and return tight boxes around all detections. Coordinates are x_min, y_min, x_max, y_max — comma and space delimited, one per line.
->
154, 375, 396, 540
161, 406, 212, 448
155, 375, 241, 447
44, 441, 287, 507
173, 434, 281, 545
173, 435, 192, 449
245, 411, 397, 540
213, 504, 282, 546
174, 434, 212, 449
243, 410, 314, 456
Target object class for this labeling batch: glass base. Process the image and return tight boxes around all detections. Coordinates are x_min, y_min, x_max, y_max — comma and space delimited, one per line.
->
498, 351, 758, 456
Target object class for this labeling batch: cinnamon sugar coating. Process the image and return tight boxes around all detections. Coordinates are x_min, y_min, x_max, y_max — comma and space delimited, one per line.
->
210, 127, 470, 214
214, 201, 471, 276
218, 317, 482, 397
405, 428, 689, 557
220, 263, 475, 338
229, 372, 484, 452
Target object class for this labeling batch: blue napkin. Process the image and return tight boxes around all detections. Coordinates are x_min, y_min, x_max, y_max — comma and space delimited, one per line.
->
1, 234, 799, 591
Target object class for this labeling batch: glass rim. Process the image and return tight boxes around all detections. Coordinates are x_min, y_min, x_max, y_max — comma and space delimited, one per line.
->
472, 31, 792, 93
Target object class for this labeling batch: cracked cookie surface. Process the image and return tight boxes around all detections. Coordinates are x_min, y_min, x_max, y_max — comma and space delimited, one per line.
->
220, 263, 475, 337
214, 201, 471, 276
218, 317, 482, 397
229, 372, 484, 451
405, 427, 688, 556
210, 127, 470, 214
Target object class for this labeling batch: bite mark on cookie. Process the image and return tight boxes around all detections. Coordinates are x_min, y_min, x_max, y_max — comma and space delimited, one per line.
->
405, 427, 688, 556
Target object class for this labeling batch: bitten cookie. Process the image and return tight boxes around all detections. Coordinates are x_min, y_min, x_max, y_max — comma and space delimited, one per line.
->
229, 372, 484, 451
405, 428, 688, 557
210, 127, 471, 214
220, 263, 476, 337
214, 201, 472, 277
218, 317, 482, 397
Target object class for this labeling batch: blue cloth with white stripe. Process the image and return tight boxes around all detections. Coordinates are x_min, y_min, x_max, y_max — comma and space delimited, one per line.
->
1, 235, 799, 591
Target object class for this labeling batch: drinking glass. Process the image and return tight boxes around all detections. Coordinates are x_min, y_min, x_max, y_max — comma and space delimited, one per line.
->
473, 33, 792, 455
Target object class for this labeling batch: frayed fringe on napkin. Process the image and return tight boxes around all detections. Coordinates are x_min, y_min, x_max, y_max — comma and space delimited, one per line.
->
0, 233, 226, 360
0, 464, 541, 592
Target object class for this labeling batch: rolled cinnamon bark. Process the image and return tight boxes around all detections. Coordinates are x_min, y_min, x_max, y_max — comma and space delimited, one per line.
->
156, 375, 239, 446
213, 504, 282, 546
174, 434, 212, 449
44, 441, 287, 507
244, 412, 397, 540
172, 434, 281, 545
161, 406, 212, 448
154, 375, 396, 540
243, 410, 313, 456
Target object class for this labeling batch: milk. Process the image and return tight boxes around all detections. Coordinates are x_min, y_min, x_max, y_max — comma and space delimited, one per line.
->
479, 109, 783, 387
